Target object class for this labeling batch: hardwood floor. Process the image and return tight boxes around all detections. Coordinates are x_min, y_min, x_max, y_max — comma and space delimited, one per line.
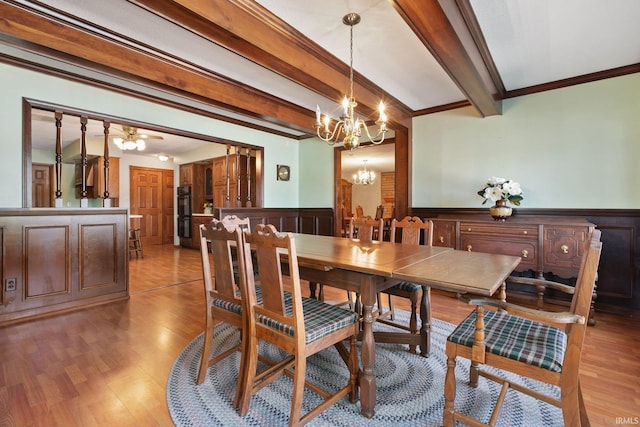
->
1, 244, 638, 426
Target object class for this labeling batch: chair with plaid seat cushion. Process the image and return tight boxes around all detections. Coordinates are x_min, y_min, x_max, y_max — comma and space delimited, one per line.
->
238, 224, 359, 426
443, 230, 602, 427
376, 216, 434, 356
197, 219, 257, 411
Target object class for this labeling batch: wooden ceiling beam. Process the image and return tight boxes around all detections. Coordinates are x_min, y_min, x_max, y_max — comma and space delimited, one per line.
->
392, 0, 502, 117
0, 1, 315, 133
128, 0, 413, 127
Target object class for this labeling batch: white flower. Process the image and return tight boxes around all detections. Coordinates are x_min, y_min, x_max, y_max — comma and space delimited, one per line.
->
477, 177, 524, 206
485, 186, 502, 202
502, 181, 522, 196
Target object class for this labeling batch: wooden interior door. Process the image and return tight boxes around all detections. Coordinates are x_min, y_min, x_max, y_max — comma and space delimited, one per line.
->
162, 169, 174, 244
32, 163, 53, 207
130, 167, 164, 246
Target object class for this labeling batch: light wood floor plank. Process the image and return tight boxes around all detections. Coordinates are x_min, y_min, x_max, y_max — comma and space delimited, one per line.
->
0, 243, 637, 426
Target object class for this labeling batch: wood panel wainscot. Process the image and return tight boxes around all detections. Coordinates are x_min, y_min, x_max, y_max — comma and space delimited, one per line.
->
0, 209, 128, 326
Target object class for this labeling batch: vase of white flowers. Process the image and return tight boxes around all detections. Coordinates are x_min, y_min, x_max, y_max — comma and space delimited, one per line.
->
477, 177, 523, 221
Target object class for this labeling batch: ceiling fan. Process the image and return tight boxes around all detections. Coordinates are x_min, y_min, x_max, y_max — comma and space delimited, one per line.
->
112, 125, 163, 151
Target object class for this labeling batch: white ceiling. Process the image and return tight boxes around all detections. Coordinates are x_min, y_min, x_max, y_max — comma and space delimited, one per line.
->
18, 0, 640, 172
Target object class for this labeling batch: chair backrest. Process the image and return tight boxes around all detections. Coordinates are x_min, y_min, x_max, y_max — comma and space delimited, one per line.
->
348, 216, 383, 243
375, 205, 384, 220
243, 224, 304, 338
567, 229, 602, 333
220, 214, 251, 232
390, 216, 433, 246
355, 205, 364, 219
199, 219, 247, 307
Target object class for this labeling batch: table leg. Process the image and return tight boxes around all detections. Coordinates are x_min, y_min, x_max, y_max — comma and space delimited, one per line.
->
359, 280, 376, 418
419, 285, 431, 357
308, 282, 318, 299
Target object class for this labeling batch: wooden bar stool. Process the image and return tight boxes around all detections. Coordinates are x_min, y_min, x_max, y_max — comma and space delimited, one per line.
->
129, 214, 143, 259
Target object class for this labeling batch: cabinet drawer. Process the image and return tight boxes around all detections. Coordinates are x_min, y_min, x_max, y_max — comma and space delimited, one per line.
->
461, 235, 538, 270
460, 222, 538, 238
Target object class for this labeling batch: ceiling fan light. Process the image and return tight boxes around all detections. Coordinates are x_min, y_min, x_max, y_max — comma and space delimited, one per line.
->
136, 139, 146, 150
124, 140, 137, 150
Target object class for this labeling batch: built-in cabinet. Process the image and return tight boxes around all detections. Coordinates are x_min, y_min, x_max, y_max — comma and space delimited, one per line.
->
340, 179, 353, 216
179, 163, 193, 186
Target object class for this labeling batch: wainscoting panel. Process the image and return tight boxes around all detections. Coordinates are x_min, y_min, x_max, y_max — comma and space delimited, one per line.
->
212, 208, 334, 236
0, 209, 129, 326
24, 224, 70, 299
79, 223, 118, 291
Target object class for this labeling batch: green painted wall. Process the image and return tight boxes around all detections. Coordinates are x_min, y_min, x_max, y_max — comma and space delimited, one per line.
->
411, 73, 640, 209
0, 63, 300, 208
3, 62, 639, 211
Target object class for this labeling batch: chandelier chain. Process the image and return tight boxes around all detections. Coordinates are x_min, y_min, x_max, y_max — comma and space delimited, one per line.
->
349, 22, 354, 103
314, 13, 387, 151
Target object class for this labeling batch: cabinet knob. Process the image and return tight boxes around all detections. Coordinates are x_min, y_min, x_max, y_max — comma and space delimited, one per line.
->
467, 227, 472, 232
522, 230, 528, 235
466, 245, 472, 252
521, 249, 528, 258
439, 236, 444, 243
561, 244, 569, 254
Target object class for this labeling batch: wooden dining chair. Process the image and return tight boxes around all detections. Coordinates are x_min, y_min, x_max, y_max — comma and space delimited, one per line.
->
348, 215, 383, 242
443, 230, 602, 427
220, 214, 258, 281
314, 215, 383, 305
374, 204, 384, 220
376, 216, 434, 356
220, 214, 251, 231
197, 219, 254, 410
355, 204, 364, 219
238, 224, 359, 426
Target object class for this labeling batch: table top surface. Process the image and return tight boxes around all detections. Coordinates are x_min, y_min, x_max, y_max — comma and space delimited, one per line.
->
290, 233, 521, 297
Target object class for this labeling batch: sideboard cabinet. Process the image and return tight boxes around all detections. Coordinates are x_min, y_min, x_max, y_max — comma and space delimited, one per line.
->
429, 215, 596, 320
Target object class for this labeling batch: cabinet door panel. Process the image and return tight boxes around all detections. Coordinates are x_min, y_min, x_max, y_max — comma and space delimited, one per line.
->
543, 226, 590, 277
432, 220, 455, 247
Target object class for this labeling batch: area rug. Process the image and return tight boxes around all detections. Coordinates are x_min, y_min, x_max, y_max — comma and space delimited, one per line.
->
167, 311, 562, 426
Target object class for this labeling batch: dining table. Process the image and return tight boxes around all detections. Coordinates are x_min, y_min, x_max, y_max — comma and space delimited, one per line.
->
288, 233, 522, 418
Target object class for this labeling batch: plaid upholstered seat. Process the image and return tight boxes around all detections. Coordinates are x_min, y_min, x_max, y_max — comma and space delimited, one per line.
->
390, 281, 421, 293
257, 296, 359, 344
212, 286, 263, 315
448, 310, 567, 372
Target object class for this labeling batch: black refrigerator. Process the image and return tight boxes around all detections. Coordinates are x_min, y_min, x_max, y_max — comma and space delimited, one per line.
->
177, 185, 191, 238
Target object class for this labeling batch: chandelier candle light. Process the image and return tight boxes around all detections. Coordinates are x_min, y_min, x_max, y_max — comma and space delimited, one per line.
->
353, 160, 376, 185
314, 13, 388, 151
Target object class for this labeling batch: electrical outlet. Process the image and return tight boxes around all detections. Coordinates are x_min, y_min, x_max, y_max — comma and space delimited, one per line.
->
5, 278, 16, 292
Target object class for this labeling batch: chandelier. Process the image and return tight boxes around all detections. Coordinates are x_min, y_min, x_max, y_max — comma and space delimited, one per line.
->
353, 160, 376, 185
314, 13, 387, 151
113, 136, 146, 151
